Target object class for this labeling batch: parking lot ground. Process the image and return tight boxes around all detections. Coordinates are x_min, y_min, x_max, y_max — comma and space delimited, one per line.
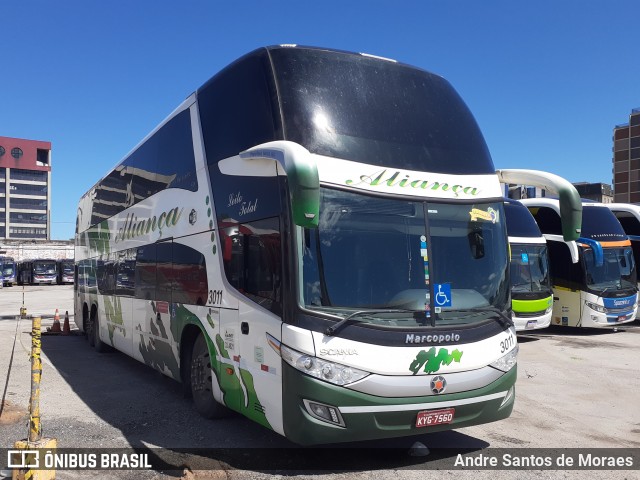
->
1, 286, 639, 479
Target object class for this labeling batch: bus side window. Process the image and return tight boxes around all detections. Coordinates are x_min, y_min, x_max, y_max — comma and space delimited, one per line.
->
156, 242, 173, 303
172, 243, 208, 306
529, 207, 562, 235
116, 249, 136, 297
547, 241, 582, 289
135, 245, 157, 301
97, 254, 116, 296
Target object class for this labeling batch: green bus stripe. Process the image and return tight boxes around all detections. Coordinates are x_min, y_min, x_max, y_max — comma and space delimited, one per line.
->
512, 296, 553, 314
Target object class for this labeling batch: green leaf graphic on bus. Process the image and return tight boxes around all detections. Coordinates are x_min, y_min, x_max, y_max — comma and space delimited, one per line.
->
104, 296, 125, 345
409, 347, 463, 375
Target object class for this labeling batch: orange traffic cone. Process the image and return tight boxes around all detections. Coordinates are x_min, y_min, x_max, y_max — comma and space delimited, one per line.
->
62, 310, 71, 335
50, 308, 62, 333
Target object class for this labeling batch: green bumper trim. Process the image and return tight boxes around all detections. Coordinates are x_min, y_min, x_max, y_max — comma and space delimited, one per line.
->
512, 296, 553, 314
282, 363, 516, 445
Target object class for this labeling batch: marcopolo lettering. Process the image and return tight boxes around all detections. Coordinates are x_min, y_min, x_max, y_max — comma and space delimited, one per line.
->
406, 333, 461, 344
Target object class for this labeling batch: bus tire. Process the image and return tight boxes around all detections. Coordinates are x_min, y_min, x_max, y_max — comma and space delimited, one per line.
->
190, 332, 227, 419
93, 312, 111, 353
87, 308, 96, 347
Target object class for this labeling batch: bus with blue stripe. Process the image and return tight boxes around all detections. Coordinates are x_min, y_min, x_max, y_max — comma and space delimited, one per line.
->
606, 203, 640, 318
522, 198, 637, 328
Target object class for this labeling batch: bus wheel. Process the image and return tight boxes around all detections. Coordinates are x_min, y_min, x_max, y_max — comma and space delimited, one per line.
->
93, 312, 111, 353
190, 332, 227, 419
87, 309, 96, 348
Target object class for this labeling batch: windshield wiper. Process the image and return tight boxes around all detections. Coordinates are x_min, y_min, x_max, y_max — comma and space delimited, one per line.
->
441, 306, 513, 328
325, 309, 419, 336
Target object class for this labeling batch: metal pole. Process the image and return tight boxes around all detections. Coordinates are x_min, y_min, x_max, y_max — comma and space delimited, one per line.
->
28, 315, 42, 443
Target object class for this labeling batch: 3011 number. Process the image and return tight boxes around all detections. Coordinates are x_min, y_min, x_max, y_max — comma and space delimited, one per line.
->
208, 290, 223, 305
500, 334, 515, 353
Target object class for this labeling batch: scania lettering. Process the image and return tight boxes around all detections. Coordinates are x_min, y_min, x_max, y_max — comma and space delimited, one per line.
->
75, 46, 581, 445
522, 198, 638, 328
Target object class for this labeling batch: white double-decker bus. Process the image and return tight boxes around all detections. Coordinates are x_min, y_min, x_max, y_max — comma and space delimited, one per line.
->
75, 46, 581, 445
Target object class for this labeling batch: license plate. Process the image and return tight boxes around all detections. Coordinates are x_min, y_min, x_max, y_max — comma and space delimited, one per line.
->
415, 408, 455, 428
525, 320, 537, 329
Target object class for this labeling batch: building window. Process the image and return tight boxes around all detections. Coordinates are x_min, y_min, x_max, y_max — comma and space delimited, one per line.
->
0, 146, 5, 157
11, 148, 23, 159
10, 169, 47, 182
36, 149, 49, 166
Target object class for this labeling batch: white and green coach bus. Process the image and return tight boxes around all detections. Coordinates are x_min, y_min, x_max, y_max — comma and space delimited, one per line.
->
503, 199, 553, 331
75, 45, 581, 445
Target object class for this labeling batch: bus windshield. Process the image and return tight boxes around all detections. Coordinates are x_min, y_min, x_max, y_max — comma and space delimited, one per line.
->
583, 246, 636, 292
34, 262, 56, 274
301, 188, 509, 326
510, 244, 551, 294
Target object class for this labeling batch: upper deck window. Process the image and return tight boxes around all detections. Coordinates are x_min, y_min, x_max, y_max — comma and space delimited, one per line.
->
270, 48, 494, 174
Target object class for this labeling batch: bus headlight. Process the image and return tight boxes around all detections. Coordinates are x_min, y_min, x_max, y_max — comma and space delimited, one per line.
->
490, 344, 519, 372
585, 301, 606, 313
280, 344, 370, 386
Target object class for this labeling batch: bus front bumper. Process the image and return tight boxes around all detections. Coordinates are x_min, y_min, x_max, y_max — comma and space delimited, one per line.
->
282, 363, 516, 446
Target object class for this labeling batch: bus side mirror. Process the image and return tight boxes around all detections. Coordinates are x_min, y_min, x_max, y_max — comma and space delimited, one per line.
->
237, 141, 320, 229
496, 169, 582, 241
468, 230, 485, 259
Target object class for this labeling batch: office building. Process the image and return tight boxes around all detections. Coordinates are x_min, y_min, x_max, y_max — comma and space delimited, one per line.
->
0, 136, 52, 240
572, 182, 613, 203
613, 108, 640, 203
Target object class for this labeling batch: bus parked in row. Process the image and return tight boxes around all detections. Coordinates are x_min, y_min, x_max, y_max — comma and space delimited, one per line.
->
18, 259, 58, 285
75, 45, 581, 445
1, 257, 17, 287
606, 203, 640, 318
522, 198, 638, 328
57, 258, 75, 284
503, 199, 553, 331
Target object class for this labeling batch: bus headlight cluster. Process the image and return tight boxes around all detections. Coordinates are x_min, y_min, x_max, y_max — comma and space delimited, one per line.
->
490, 344, 519, 372
585, 301, 606, 313
280, 344, 370, 386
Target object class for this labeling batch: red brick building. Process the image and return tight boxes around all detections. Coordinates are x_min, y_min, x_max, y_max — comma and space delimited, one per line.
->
0, 136, 52, 240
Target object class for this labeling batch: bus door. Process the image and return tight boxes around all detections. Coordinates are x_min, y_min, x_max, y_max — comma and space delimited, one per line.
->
218, 218, 284, 432
551, 287, 582, 327
546, 240, 582, 327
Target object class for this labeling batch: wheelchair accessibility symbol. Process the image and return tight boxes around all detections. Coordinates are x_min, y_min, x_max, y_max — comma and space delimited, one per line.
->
434, 283, 452, 307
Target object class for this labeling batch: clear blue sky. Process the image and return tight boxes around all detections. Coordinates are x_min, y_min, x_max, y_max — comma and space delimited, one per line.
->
1, 1, 638, 240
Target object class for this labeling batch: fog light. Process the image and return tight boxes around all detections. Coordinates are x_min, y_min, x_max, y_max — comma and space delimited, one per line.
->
303, 399, 345, 427
500, 385, 515, 408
